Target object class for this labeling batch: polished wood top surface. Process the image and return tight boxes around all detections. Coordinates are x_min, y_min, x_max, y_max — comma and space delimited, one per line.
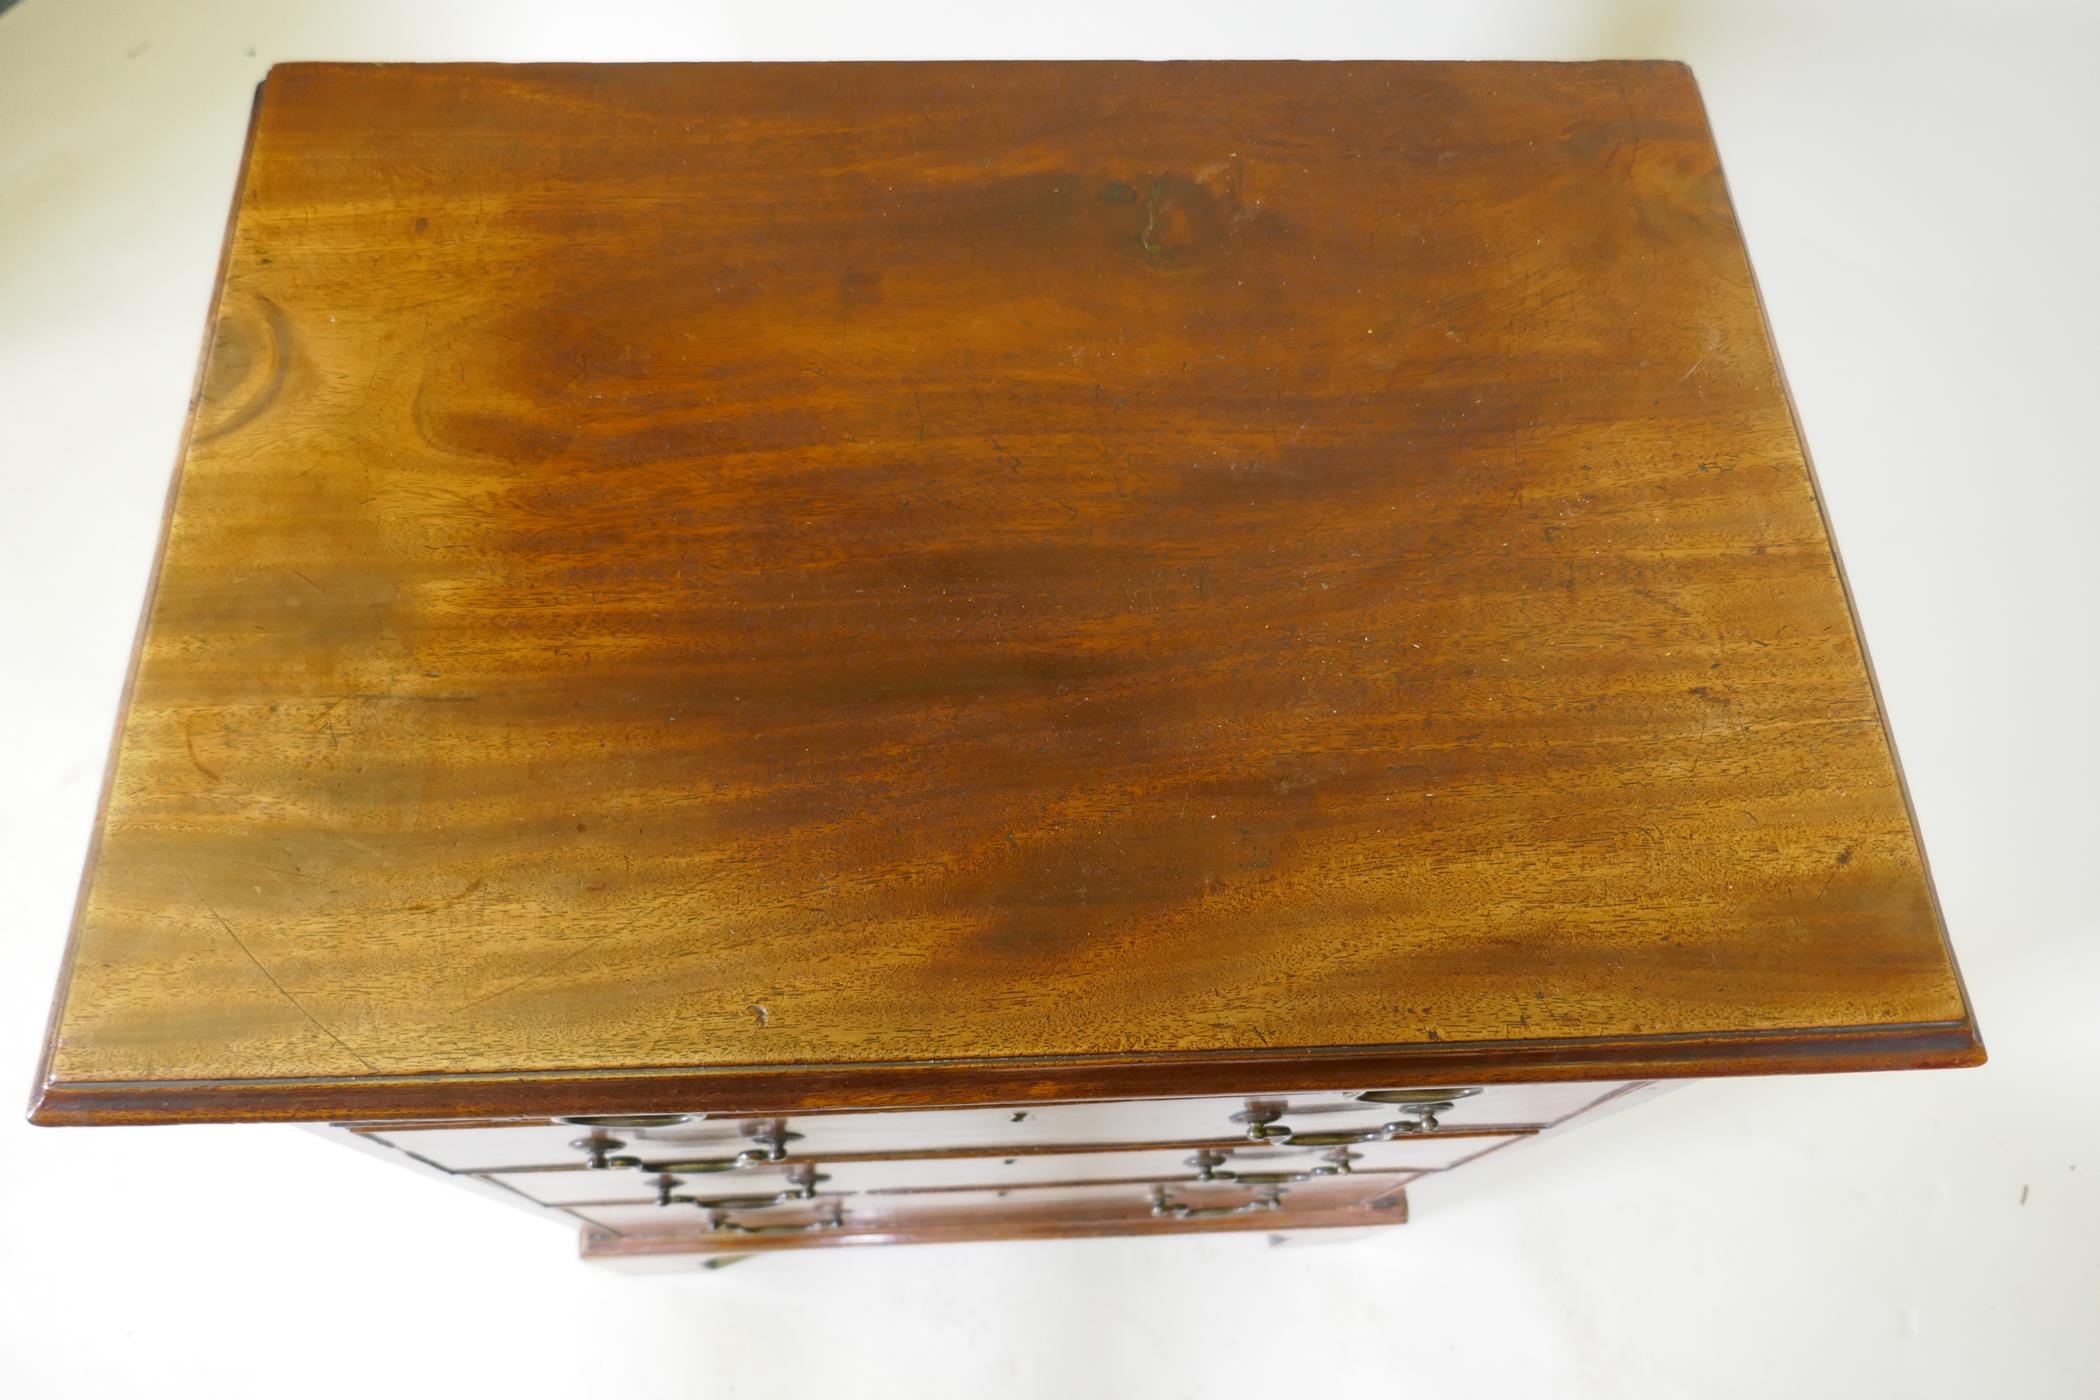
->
34, 61, 1977, 1124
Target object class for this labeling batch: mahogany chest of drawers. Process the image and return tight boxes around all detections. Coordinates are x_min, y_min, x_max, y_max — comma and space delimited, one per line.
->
30, 60, 1980, 1269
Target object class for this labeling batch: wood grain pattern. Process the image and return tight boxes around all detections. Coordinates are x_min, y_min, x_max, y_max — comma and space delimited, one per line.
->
33, 61, 1978, 1125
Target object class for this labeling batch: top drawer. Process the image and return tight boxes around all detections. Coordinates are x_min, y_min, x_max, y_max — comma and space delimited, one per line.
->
359, 1082, 1628, 1173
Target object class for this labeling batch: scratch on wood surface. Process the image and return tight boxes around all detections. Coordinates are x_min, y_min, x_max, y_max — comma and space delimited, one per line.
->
1615, 75, 1642, 185
1632, 586, 1694, 618
193, 888, 378, 1073
398, 878, 486, 914
437, 933, 611, 1019
182, 713, 220, 784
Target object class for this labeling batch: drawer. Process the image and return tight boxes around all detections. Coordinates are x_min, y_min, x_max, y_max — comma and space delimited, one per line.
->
834, 1133, 1504, 1193
358, 1082, 1621, 1172
570, 1169, 1409, 1239
487, 1133, 1515, 1209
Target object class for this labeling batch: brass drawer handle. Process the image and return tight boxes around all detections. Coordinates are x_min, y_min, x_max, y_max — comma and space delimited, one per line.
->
637, 1150, 779, 1174
704, 1200, 846, 1236
1182, 1151, 1318, 1186
1315, 1147, 1363, 1174
1354, 1087, 1483, 1127
684, 1192, 819, 1212
593, 1121, 804, 1174
1238, 1122, 1396, 1148
570, 1135, 642, 1170
1149, 1184, 1285, 1219
1229, 1106, 1287, 1141
557, 1114, 694, 1129
1237, 1087, 1486, 1145
1276, 1127, 1387, 1148
647, 1164, 828, 1208
1356, 1087, 1484, 1108
740, 1122, 803, 1162
1277, 1120, 1437, 1147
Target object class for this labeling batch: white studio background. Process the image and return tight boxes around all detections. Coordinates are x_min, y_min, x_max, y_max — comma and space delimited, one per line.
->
1, 3, 2093, 1396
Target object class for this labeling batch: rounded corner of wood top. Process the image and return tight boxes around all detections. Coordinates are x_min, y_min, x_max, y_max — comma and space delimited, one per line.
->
1946, 1018, 1988, 1070
24, 1077, 71, 1128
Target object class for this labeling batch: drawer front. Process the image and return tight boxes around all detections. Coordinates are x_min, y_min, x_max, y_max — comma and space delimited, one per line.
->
570, 1170, 1409, 1239
360, 1081, 1621, 1172
485, 1131, 1512, 1207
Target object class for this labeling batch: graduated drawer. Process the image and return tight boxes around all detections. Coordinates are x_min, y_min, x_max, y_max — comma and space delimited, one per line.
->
568, 1169, 1410, 1239
483, 1132, 1517, 1207
356, 1082, 1620, 1172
